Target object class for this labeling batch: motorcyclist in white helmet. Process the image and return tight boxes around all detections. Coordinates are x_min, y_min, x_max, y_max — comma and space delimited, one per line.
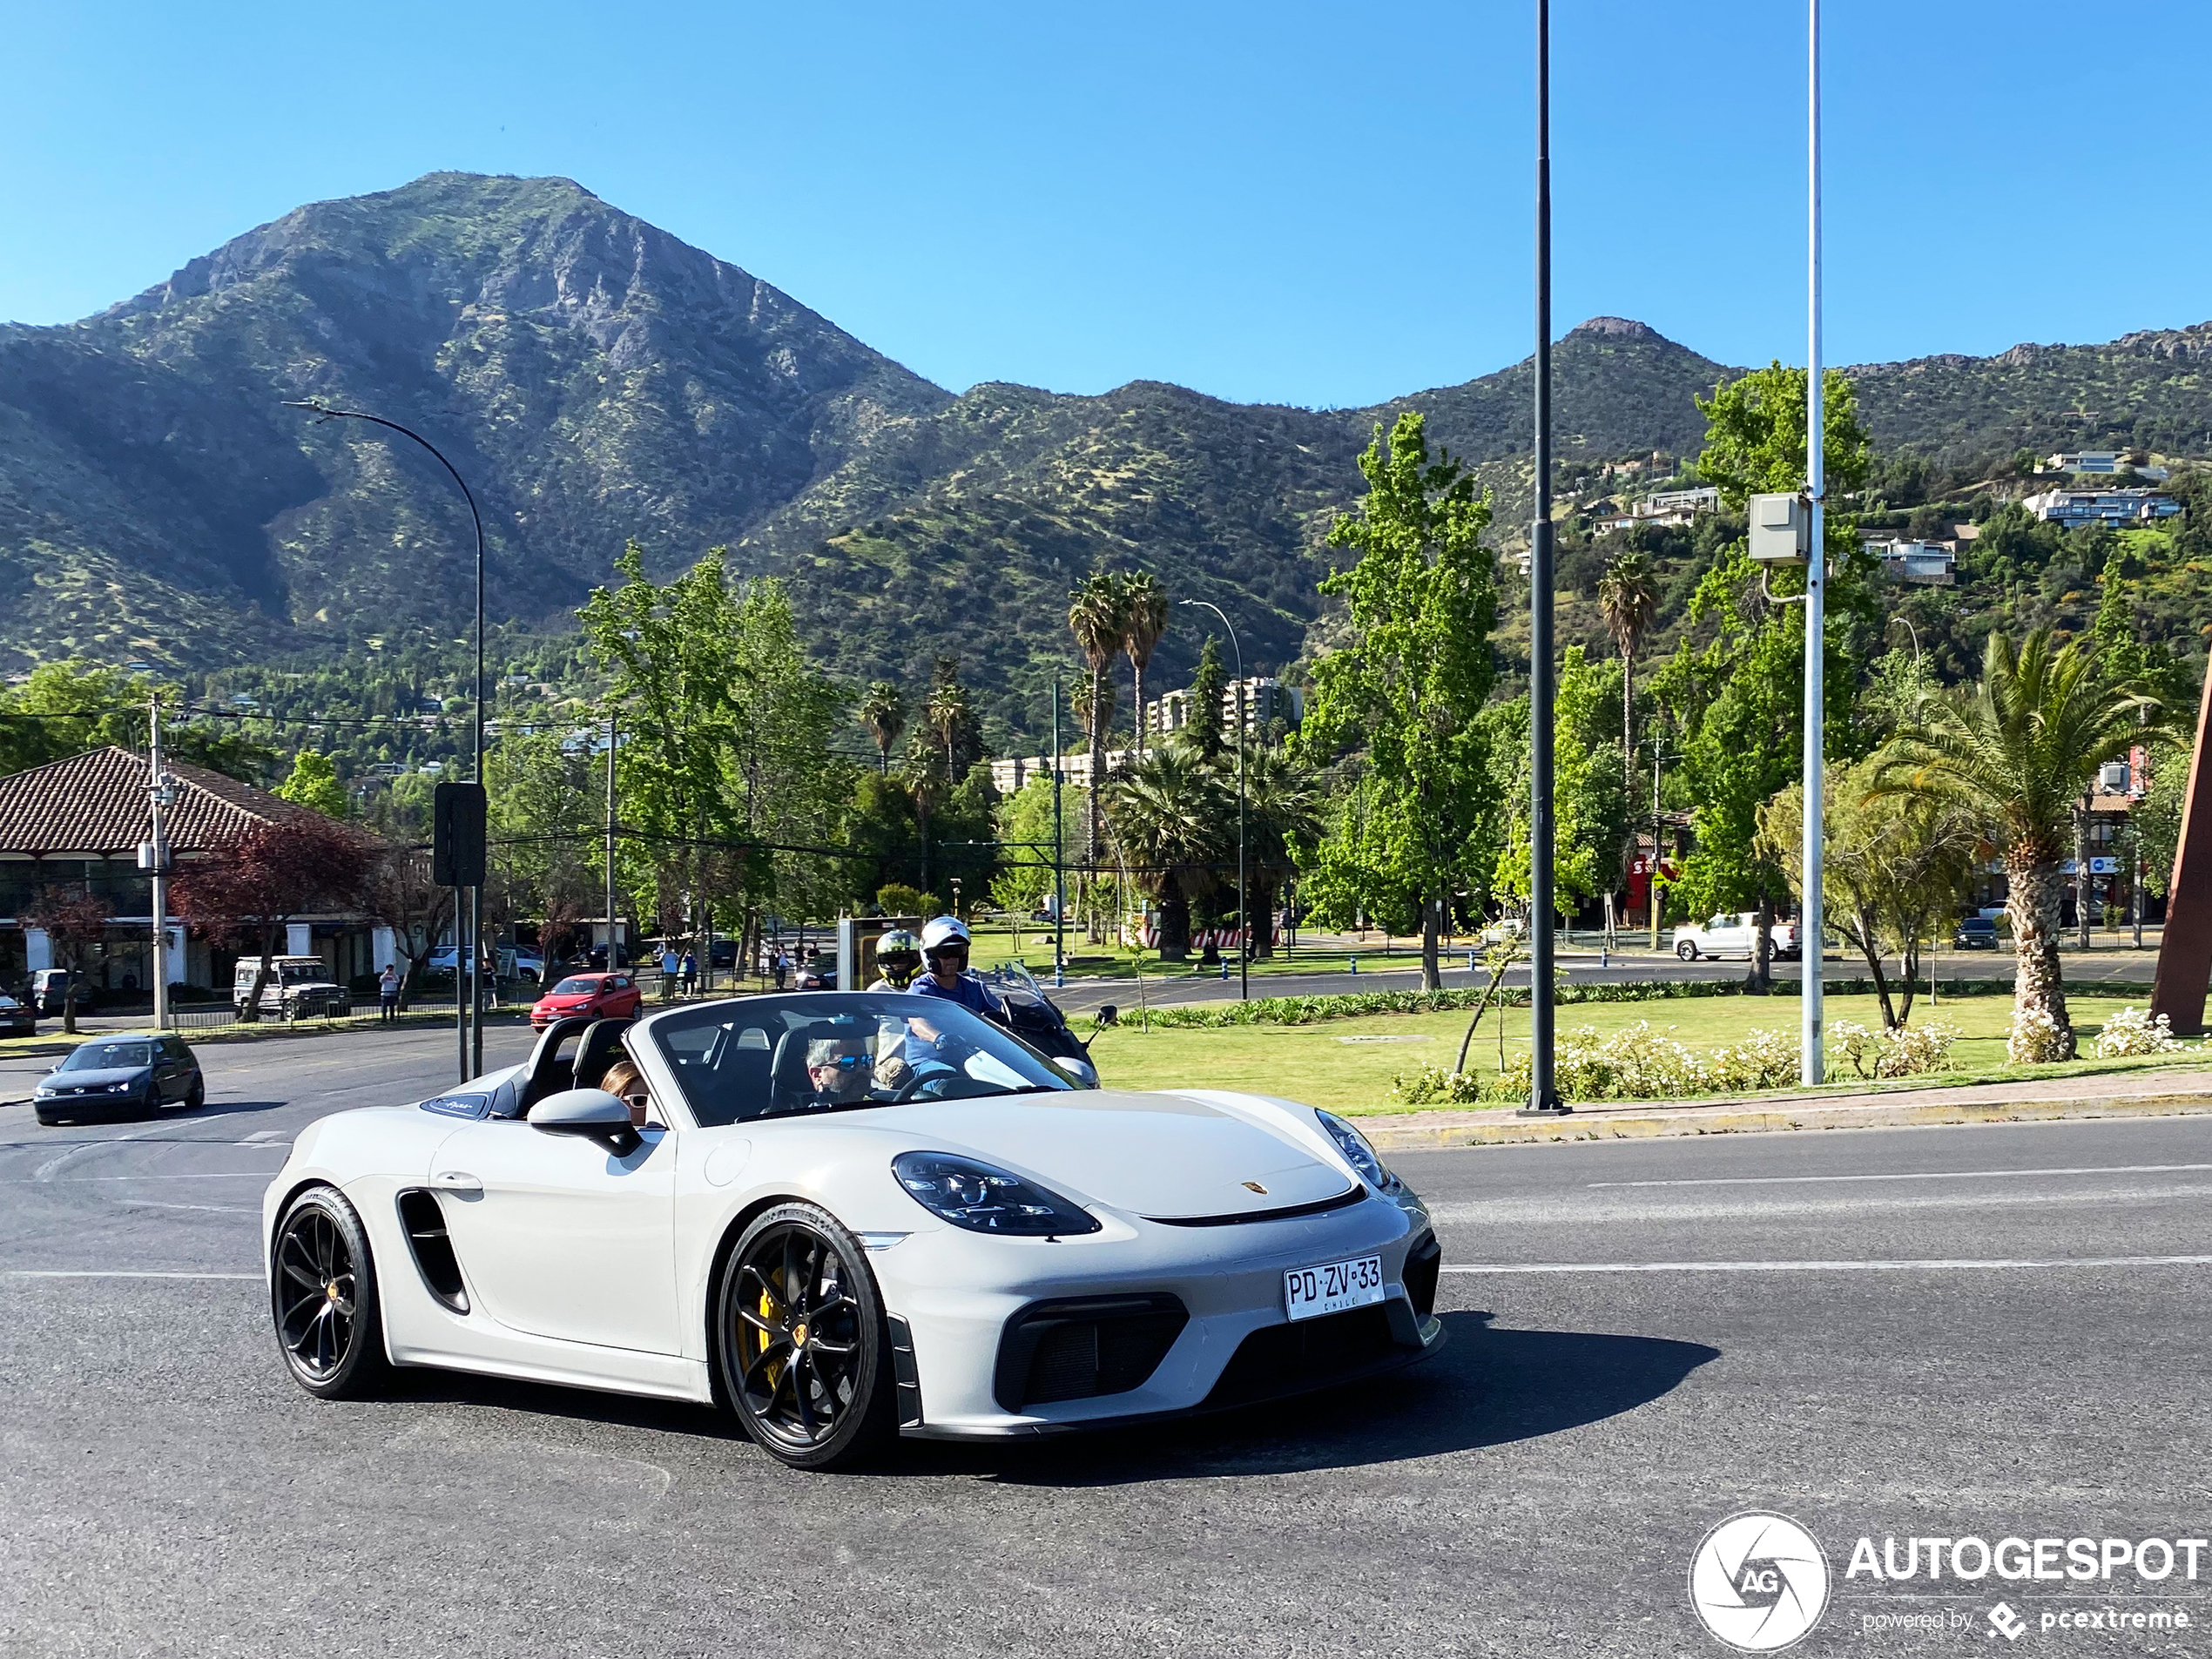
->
910, 915, 1007, 1022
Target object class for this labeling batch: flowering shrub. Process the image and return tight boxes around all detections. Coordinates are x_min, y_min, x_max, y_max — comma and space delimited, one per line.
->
1829, 1019, 1960, 1079
1707, 1028, 1804, 1091
2091, 1006, 2182, 1058
1390, 1064, 1485, 1105
2007, 1004, 2070, 1064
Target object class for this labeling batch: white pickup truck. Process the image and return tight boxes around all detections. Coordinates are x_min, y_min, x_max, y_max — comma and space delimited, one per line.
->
1670, 911, 1799, 961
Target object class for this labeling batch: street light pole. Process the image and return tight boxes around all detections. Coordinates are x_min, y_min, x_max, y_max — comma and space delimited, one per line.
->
145, 694, 172, 1032
1524, 0, 1565, 1114
605, 711, 619, 972
1179, 600, 1247, 1001
1051, 679, 1066, 988
286, 400, 486, 1074
1799, 0, 1828, 1086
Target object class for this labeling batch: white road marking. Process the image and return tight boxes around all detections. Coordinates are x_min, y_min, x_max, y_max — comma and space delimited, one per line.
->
3, 1270, 260, 1280
122, 1201, 260, 1214
239, 1130, 287, 1143
1588, 1162, 2212, 1190
31, 1125, 165, 1182
0, 1171, 279, 1184
1443, 1254, 2212, 1274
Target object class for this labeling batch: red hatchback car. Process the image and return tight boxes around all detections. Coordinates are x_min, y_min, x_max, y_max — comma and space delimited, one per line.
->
529, 970, 644, 1030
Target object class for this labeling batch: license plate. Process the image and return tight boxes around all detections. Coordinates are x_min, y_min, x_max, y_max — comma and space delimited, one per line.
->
1284, 1254, 1385, 1321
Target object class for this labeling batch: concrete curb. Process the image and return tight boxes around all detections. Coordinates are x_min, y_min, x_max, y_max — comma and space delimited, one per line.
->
1359, 1090, 2212, 1150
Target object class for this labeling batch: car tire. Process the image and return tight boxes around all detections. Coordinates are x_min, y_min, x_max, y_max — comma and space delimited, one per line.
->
715, 1202, 899, 1472
1676, 941, 1697, 961
271, 1185, 391, 1400
185, 1077, 206, 1111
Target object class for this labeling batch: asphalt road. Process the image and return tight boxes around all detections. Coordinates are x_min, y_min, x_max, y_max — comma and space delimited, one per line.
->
2, 1027, 2207, 1656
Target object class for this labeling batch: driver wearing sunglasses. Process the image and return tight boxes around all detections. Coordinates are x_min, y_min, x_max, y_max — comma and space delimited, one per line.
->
801, 1035, 880, 1108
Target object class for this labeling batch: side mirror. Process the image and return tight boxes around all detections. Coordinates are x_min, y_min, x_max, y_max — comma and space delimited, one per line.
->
1096, 1003, 1119, 1028
1049, 1055, 1099, 1089
528, 1088, 637, 1147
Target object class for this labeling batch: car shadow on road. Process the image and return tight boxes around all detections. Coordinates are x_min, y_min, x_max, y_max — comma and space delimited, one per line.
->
920, 1311, 1720, 1485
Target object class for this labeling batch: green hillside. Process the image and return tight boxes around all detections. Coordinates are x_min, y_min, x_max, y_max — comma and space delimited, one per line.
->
4, 172, 2212, 748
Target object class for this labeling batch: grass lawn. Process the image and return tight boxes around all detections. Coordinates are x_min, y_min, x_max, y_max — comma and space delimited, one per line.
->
1082, 990, 2202, 1115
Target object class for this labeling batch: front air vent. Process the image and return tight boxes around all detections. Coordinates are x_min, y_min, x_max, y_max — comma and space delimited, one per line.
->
1403, 1231, 1442, 1318
1203, 1304, 1401, 1409
395, 1189, 469, 1313
995, 1294, 1189, 1412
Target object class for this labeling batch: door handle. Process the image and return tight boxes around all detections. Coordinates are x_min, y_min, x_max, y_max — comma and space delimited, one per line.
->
433, 1170, 482, 1195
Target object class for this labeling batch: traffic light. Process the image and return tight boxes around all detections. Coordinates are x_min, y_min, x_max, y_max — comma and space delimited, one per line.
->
432, 781, 487, 887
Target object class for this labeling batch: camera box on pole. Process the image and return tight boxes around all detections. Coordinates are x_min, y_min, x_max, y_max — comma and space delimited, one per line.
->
1748, 492, 1812, 564
433, 781, 487, 887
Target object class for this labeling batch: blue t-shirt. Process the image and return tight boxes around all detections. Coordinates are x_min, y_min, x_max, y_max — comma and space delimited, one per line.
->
910, 970, 1004, 1017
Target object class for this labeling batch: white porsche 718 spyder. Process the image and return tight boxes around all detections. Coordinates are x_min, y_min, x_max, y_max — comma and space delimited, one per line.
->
263, 992, 1445, 1469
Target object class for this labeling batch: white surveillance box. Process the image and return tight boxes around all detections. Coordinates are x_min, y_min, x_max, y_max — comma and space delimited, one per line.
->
1748, 492, 1811, 564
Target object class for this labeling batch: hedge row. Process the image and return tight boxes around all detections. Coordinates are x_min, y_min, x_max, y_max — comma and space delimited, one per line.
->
1109, 976, 2152, 1030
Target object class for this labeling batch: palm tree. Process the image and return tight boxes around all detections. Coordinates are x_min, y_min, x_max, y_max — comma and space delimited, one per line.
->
895, 733, 941, 901
1595, 550, 1661, 796
1069, 571, 1130, 919
1238, 745, 1323, 957
925, 665, 973, 788
859, 682, 906, 777
1103, 745, 1228, 962
1872, 629, 2166, 1059
1120, 570, 1170, 759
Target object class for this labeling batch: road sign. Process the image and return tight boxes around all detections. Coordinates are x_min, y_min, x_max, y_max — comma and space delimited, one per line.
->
432, 781, 486, 887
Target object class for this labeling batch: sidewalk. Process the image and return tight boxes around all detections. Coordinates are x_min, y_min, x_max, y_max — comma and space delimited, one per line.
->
1355, 1065, 2212, 1150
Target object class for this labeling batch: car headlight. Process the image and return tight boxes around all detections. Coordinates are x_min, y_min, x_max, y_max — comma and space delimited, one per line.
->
108, 1080, 138, 1093
1317, 1109, 1399, 1192
891, 1152, 1101, 1237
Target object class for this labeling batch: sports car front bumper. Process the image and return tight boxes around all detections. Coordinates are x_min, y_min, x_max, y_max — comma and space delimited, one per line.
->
877, 1185, 1442, 1440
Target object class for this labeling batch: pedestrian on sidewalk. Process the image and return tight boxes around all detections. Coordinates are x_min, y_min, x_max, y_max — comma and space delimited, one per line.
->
772, 947, 788, 992
680, 950, 698, 997
378, 963, 400, 1024
659, 945, 680, 1001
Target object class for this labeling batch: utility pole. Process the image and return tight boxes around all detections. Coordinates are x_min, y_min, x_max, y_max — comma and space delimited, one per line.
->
1523, 0, 1566, 1115
1649, 742, 1664, 954
605, 711, 619, 972
1799, 0, 1828, 1087
145, 695, 172, 1031
1051, 679, 1067, 988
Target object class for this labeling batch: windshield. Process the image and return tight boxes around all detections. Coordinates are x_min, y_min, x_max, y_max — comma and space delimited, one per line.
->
648, 992, 1075, 1127
280, 964, 325, 982
62, 1041, 152, 1071
550, 977, 601, 995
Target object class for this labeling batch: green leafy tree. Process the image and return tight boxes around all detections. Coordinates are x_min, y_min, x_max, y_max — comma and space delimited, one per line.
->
1871, 630, 2168, 1058
0, 660, 273, 782
1490, 649, 1630, 920
990, 776, 1085, 917
1296, 411, 1498, 990
272, 747, 347, 818
924, 657, 978, 788
1184, 636, 1227, 763
1758, 759, 1979, 1029
1660, 363, 1878, 987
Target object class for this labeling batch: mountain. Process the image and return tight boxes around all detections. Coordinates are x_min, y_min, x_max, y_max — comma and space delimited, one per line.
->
4, 172, 2210, 740
0, 172, 947, 669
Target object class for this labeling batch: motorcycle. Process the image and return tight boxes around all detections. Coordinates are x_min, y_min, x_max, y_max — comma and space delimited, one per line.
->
979, 962, 1112, 1069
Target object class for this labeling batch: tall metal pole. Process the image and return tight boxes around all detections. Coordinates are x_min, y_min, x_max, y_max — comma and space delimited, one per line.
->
1051, 680, 1067, 988
283, 401, 485, 1074
147, 696, 170, 1032
1800, 0, 1827, 1086
1179, 601, 1248, 1002
605, 711, 619, 973
1524, 0, 1564, 1114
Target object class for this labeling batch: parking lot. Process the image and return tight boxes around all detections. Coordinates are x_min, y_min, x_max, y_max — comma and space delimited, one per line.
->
2, 1025, 2208, 1655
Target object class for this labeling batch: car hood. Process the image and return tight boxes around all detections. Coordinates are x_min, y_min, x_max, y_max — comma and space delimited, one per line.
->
865, 1089, 1352, 1220
43, 1067, 150, 1089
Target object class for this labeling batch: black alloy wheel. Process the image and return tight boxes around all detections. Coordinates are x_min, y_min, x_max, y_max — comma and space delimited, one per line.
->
271, 1187, 388, 1399
717, 1204, 896, 1470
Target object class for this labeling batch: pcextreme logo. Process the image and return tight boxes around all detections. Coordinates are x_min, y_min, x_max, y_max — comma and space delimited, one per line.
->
1689, 1512, 1833, 1652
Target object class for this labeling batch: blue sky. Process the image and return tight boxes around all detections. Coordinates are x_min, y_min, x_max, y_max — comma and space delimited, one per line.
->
3, 1, 2204, 408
